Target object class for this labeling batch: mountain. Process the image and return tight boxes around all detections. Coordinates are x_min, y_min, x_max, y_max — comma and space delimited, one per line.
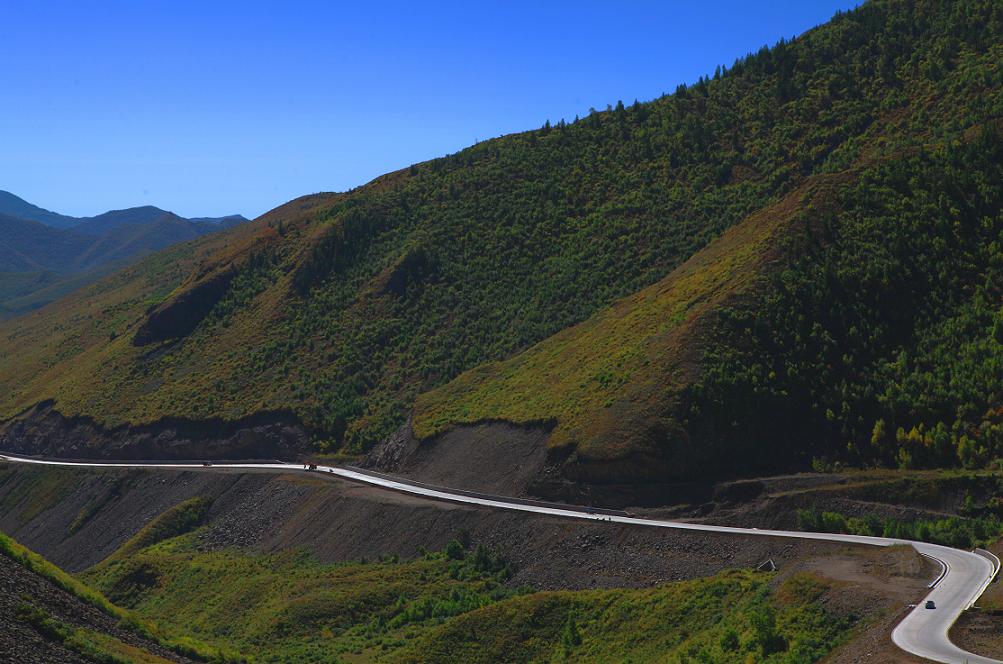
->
0, 191, 247, 233
0, 190, 78, 229
0, 196, 247, 317
0, 214, 93, 272
188, 214, 248, 230
71, 206, 246, 236
71, 206, 182, 235
0, 0, 1000, 486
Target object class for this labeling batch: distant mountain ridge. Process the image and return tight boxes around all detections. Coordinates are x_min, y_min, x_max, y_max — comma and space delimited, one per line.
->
0, 190, 246, 232
0, 190, 79, 229
0, 191, 247, 318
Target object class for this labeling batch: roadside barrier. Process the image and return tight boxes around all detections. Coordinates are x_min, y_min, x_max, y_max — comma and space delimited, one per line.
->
343, 465, 631, 517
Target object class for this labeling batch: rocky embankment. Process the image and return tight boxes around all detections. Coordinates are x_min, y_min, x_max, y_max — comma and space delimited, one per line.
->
0, 461, 860, 590
363, 419, 751, 507
2, 404, 791, 508
0, 553, 195, 663
0, 402, 307, 460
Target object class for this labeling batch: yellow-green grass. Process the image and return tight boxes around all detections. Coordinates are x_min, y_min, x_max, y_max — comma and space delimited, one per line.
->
394, 571, 858, 664
105, 496, 212, 563
14, 602, 176, 664
84, 534, 522, 664
414, 174, 848, 465
88, 526, 864, 664
1, 530, 127, 619
0, 529, 239, 662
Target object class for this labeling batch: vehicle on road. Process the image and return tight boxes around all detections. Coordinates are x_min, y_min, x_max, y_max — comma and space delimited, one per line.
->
202, 461, 213, 467
925, 600, 936, 609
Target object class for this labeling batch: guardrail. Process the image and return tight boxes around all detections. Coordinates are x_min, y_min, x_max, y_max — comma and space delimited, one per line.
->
967, 548, 1001, 610
920, 553, 949, 588
976, 548, 1001, 582
343, 465, 631, 518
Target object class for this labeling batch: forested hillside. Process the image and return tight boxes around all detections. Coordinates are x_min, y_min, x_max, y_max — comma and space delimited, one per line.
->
0, 0, 1000, 481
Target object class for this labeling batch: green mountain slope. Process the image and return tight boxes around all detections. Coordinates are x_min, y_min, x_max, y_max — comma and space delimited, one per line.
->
0, 0, 1001, 481
416, 130, 1003, 480
0, 530, 230, 662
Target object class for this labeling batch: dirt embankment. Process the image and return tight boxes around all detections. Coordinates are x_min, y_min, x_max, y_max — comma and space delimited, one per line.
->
0, 553, 195, 663
0, 402, 307, 461
364, 420, 749, 507
0, 405, 890, 512
0, 462, 923, 597
364, 420, 551, 496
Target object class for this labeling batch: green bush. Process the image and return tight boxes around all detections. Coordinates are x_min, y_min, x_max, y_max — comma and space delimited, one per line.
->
796, 508, 1002, 548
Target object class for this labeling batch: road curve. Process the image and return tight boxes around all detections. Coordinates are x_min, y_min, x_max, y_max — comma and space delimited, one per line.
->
1, 453, 998, 663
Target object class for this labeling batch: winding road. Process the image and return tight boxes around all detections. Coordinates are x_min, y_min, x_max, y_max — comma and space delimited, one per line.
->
1, 453, 999, 663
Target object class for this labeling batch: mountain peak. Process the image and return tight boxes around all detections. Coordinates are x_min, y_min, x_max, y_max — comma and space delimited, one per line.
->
0, 190, 79, 229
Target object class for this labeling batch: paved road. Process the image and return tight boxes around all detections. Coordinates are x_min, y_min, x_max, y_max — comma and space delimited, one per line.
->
1, 453, 999, 663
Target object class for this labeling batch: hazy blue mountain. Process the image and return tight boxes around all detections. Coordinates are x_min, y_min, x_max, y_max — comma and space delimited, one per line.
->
0, 191, 79, 229
0, 214, 91, 272
0, 192, 247, 318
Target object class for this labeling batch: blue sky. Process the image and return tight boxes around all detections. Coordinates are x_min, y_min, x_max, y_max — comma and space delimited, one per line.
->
1, 1, 858, 219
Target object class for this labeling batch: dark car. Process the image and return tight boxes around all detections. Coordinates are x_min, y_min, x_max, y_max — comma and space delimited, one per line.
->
202, 461, 213, 467
925, 600, 936, 609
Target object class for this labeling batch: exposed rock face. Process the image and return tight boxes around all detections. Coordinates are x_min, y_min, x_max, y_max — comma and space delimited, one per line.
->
363, 419, 722, 507
0, 462, 876, 592
363, 419, 420, 473
364, 419, 551, 496
0, 402, 307, 460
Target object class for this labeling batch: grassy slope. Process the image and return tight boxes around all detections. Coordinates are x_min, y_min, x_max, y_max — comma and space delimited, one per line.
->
393, 572, 852, 664
413, 172, 852, 472
0, 529, 237, 662
0, 1, 1000, 480
83, 524, 861, 664
0, 195, 334, 424
417, 124, 1003, 479
84, 523, 522, 663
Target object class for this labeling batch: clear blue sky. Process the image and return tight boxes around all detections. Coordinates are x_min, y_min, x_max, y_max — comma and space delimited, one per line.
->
1, 1, 858, 219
